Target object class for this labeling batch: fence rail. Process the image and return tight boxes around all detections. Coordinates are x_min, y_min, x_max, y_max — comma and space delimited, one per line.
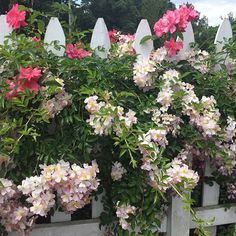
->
1, 14, 235, 236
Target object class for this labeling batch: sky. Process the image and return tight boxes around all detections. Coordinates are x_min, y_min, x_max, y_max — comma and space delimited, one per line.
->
172, 0, 236, 26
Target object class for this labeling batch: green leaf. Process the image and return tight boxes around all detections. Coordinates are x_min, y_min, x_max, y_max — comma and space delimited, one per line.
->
140, 35, 156, 45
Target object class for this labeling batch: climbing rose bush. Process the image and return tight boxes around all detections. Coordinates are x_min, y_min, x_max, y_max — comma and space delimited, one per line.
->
1, 3, 236, 236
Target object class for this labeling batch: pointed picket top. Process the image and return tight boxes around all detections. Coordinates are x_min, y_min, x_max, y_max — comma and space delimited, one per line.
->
214, 18, 233, 53
0, 15, 13, 45
177, 22, 195, 60
44, 17, 66, 56
90, 18, 111, 59
134, 19, 154, 59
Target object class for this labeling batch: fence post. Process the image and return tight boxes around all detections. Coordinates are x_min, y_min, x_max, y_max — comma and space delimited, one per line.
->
0, 15, 13, 45
90, 18, 111, 59
44, 17, 66, 57
201, 18, 233, 236
133, 19, 154, 58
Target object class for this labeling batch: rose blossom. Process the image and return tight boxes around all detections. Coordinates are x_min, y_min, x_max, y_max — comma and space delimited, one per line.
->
5, 66, 42, 99
6, 4, 27, 29
66, 44, 90, 60
164, 38, 183, 56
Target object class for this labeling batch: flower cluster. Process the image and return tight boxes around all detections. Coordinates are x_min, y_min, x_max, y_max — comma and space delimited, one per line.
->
154, 69, 220, 137
0, 161, 99, 233
116, 204, 136, 230
213, 117, 236, 176
40, 160, 99, 213
164, 38, 183, 56
153, 4, 198, 56
109, 30, 135, 57
166, 158, 199, 189
182, 93, 221, 137
185, 48, 210, 74
85, 96, 137, 136
151, 109, 183, 136
156, 69, 179, 111
18, 176, 55, 216
66, 43, 90, 60
6, 4, 27, 30
133, 57, 157, 90
227, 183, 236, 200
108, 29, 120, 43
5, 66, 42, 99
111, 162, 127, 181
151, 47, 168, 63
154, 5, 198, 37
0, 178, 35, 233
42, 90, 72, 118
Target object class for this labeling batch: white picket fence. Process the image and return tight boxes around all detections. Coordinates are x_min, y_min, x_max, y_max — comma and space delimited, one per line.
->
1, 14, 236, 236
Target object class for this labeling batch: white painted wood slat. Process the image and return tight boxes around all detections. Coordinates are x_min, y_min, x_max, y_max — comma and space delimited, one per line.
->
177, 22, 195, 60
90, 18, 111, 59
44, 17, 66, 56
214, 18, 233, 53
0, 15, 13, 45
166, 196, 190, 236
133, 19, 154, 58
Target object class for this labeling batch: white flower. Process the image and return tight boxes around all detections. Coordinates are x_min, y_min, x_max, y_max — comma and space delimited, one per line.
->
162, 69, 179, 82
148, 129, 168, 146
152, 47, 167, 63
84, 96, 102, 114
133, 57, 156, 90
121, 109, 137, 128
111, 162, 127, 181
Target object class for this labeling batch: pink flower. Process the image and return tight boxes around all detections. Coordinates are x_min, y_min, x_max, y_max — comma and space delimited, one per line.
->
66, 44, 79, 59
19, 66, 42, 82
178, 5, 199, 31
164, 10, 180, 34
186, 5, 199, 21
5, 78, 19, 100
108, 29, 119, 42
32, 37, 41, 42
5, 67, 42, 99
6, 4, 27, 30
164, 38, 183, 56
154, 10, 180, 37
77, 48, 90, 59
153, 5, 198, 37
66, 44, 90, 60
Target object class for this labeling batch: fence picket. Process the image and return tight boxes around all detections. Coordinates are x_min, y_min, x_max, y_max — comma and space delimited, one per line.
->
177, 22, 195, 60
214, 18, 233, 53
167, 196, 190, 236
133, 19, 154, 58
202, 159, 220, 236
0, 15, 13, 45
44, 17, 66, 56
90, 18, 111, 59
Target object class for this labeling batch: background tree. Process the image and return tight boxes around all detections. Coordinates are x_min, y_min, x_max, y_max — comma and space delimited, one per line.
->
140, 0, 175, 28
